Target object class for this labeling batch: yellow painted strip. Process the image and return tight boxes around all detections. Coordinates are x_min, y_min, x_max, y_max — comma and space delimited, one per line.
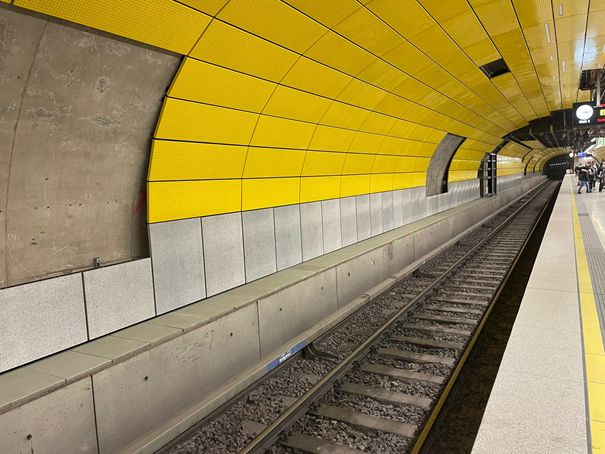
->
570, 179, 605, 453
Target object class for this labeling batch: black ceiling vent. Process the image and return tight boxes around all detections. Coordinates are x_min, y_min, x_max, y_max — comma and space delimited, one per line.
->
479, 58, 511, 79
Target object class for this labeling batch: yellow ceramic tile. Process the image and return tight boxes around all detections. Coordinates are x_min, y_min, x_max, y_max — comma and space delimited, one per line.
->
149, 140, 247, 180
16, 0, 210, 54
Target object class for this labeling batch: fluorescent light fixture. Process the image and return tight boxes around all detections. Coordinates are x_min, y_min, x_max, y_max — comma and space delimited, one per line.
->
558, 4, 564, 16
545, 23, 551, 44
550, 55, 554, 61
586, 144, 596, 152
569, 151, 574, 157
562, 60, 566, 72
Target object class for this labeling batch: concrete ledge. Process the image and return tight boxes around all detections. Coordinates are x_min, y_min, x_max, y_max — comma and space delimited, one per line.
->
0, 176, 546, 453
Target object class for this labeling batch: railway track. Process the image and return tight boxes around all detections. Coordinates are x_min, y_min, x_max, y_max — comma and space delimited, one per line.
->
163, 181, 558, 454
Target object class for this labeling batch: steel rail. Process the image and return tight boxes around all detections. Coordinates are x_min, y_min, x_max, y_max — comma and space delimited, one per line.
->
240, 180, 553, 454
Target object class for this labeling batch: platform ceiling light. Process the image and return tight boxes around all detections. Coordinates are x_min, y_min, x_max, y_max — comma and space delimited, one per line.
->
569, 152, 574, 157
562, 60, 566, 72
545, 23, 551, 44
558, 4, 564, 16
550, 55, 554, 62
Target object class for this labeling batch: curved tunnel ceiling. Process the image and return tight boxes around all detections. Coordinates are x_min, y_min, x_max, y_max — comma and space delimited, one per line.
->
7, 0, 605, 222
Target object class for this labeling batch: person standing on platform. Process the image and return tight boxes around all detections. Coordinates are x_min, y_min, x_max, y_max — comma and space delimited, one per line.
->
588, 162, 596, 192
578, 165, 591, 194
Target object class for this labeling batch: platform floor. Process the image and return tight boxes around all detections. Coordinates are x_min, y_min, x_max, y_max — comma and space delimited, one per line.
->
472, 175, 605, 454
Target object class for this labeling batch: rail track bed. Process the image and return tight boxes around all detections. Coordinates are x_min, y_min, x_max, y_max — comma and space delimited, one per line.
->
164, 182, 558, 454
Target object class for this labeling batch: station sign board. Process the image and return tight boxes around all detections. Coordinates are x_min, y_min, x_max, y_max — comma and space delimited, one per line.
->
572, 101, 605, 126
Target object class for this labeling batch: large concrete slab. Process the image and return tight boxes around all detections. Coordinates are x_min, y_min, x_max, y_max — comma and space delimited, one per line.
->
340, 196, 358, 247
322, 199, 342, 253
383, 235, 414, 277
0, 8, 179, 287
83, 259, 155, 339
300, 202, 323, 261
93, 304, 260, 453
258, 269, 337, 355
356, 195, 371, 240
202, 213, 245, 296
0, 274, 87, 372
243, 208, 277, 281
149, 218, 205, 314
0, 377, 97, 454
336, 247, 384, 307
274, 204, 302, 271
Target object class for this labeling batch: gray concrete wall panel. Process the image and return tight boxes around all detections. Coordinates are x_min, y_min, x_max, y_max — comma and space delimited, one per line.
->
258, 270, 337, 355
336, 248, 384, 307
274, 205, 302, 271
321, 199, 342, 253
382, 191, 394, 231
340, 197, 358, 247
355, 195, 371, 240
202, 213, 245, 296
393, 190, 403, 228
384, 236, 415, 277
0, 377, 97, 454
0, 274, 86, 372
93, 304, 260, 453
243, 209, 277, 282
300, 202, 323, 261
370, 193, 383, 235
0, 8, 179, 287
83, 259, 155, 339
149, 218, 205, 315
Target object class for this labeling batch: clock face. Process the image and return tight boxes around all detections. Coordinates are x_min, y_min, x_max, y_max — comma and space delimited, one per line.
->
576, 104, 594, 120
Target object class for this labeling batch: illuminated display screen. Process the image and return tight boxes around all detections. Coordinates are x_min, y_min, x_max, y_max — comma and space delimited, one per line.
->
573, 101, 605, 126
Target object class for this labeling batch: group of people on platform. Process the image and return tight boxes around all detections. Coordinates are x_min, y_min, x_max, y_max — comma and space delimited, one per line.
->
576, 160, 605, 193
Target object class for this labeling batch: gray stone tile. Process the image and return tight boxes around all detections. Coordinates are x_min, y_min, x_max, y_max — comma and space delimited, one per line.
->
0, 274, 87, 373
83, 259, 155, 339
321, 199, 342, 253
73, 336, 148, 361
499, 323, 584, 383
0, 378, 97, 454
202, 212, 245, 296
472, 370, 587, 454
370, 193, 383, 236
243, 208, 277, 281
356, 194, 371, 240
392, 190, 403, 227
340, 197, 358, 247
382, 191, 394, 231
300, 202, 323, 261
148, 218, 205, 314
0, 368, 64, 412
26, 351, 110, 381
514, 288, 580, 332
274, 204, 302, 271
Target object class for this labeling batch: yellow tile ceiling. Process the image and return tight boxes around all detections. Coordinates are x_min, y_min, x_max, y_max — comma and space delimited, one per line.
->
10, 0, 592, 222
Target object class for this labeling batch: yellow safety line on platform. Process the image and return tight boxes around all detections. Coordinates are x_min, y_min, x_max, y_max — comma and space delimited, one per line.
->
570, 178, 605, 454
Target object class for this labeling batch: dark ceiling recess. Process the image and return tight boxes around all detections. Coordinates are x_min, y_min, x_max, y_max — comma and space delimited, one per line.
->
505, 109, 605, 153
479, 58, 511, 79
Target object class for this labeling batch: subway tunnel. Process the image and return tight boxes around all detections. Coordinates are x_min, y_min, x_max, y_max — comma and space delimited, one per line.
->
0, 1, 604, 453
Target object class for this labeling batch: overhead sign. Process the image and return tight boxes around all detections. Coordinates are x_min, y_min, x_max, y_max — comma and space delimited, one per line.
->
573, 101, 605, 126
